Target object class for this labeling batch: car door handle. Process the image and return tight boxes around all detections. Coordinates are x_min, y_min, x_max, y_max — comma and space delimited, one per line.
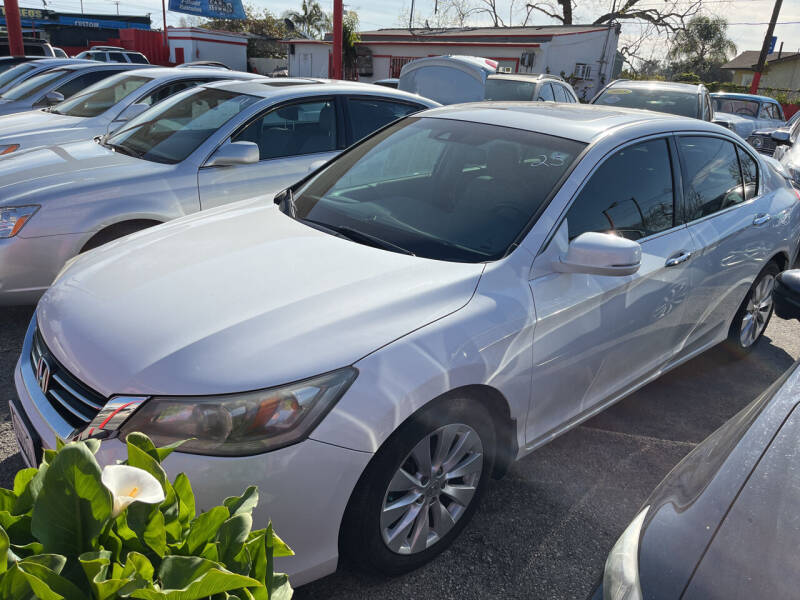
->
665, 251, 693, 267
753, 213, 771, 226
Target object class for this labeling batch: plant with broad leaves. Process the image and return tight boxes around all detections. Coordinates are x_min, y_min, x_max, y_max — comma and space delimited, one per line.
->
0, 433, 293, 599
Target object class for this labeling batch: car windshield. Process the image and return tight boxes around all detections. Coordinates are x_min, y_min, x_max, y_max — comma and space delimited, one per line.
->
0, 67, 69, 101
713, 98, 760, 117
52, 73, 152, 117
103, 87, 259, 164
484, 79, 536, 101
595, 87, 699, 117
291, 117, 585, 262
0, 63, 37, 89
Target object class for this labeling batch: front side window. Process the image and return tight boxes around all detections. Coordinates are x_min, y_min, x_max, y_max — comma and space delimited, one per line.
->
0, 63, 37, 89
234, 99, 337, 160
104, 87, 260, 164
566, 138, 674, 241
291, 117, 585, 262
537, 83, 555, 102
679, 136, 744, 220
139, 79, 206, 106
484, 79, 536, 101
346, 97, 421, 143
596, 87, 699, 118
52, 74, 152, 117
54, 70, 125, 100
0, 68, 69, 100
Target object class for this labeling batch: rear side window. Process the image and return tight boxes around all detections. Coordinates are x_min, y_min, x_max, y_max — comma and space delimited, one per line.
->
346, 98, 421, 143
109, 52, 128, 63
566, 138, 674, 241
537, 83, 555, 102
128, 53, 148, 64
553, 84, 568, 102
54, 69, 124, 99
679, 136, 744, 220
738, 147, 759, 201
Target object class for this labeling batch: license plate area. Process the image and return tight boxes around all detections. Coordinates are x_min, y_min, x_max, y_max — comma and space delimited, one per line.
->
9, 400, 41, 468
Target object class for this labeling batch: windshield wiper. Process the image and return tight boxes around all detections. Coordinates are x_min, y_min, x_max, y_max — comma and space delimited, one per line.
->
301, 218, 415, 256
103, 141, 142, 158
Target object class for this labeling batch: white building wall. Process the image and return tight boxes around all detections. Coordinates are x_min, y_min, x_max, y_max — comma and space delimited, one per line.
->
288, 44, 330, 78
168, 28, 248, 71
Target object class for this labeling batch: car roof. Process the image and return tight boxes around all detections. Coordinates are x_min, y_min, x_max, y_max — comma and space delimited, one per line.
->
27, 58, 94, 67
55, 62, 156, 72
134, 67, 263, 80
419, 102, 716, 143
607, 79, 704, 92
201, 78, 438, 105
711, 92, 777, 103
487, 73, 563, 83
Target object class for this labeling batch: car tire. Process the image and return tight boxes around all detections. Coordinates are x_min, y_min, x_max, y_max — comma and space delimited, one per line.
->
80, 220, 160, 253
339, 396, 496, 576
725, 261, 780, 355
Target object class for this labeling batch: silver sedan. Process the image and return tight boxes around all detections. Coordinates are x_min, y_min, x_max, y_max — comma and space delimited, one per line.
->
0, 67, 264, 155
0, 78, 438, 304
0, 58, 93, 95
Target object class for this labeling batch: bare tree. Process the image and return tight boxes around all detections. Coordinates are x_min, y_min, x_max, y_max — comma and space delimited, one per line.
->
593, 0, 701, 33
526, 0, 573, 25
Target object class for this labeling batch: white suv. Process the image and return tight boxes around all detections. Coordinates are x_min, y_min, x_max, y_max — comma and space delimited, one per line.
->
76, 46, 149, 64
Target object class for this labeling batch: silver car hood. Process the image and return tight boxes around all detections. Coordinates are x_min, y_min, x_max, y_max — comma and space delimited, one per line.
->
0, 99, 36, 116
0, 110, 88, 145
37, 200, 484, 397
0, 140, 168, 206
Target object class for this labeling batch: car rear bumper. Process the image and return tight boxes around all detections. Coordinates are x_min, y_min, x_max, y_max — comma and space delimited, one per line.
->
12, 315, 372, 587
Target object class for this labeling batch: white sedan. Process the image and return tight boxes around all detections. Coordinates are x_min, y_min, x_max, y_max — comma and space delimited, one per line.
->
12, 103, 800, 586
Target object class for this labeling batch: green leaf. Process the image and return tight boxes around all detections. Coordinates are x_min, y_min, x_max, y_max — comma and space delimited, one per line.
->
85, 439, 101, 455
0, 490, 16, 513
30, 443, 113, 556
185, 506, 229, 555
10, 541, 44, 560
267, 529, 293, 559
130, 556, 261, 600
217, 514, 252, 566
20, 553, 65, 574
12, 468, 39, 515
223, 487, 258, 517
18, 559, 85, 600
155, 439, 188, 463
0, 525, 8, 575
80, 550, 134, 600
128, 503, 167, 557
0, 511, 34, 545
173, 474, 195, 526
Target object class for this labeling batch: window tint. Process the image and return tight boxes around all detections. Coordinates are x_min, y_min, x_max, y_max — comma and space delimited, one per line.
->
738, 146, 759, 201
109, 52, 128, 63
537, 83, 555, 102
566, 139, 674, 241
552, 84, 569, 102
679, 136, 744, 220
139, 80, 205, 106
55, 70, 123, 99
128, 53, 149, 64
234, 99, 337, 160
346, 98, 420, 143
54, 74, 151, 117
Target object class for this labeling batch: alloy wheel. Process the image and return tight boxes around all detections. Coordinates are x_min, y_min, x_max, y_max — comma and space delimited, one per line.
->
740, 273, 775, 348
380, 423, 484, 555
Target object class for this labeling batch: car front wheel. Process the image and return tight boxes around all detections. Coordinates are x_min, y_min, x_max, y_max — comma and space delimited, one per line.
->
340, 397, 496, 575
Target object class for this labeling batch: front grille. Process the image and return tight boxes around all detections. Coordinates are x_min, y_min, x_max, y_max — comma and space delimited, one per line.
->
30, 328, 105, 430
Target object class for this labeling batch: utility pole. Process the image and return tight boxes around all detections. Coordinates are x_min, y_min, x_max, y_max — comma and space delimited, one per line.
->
3, 0, 24, 56
750, 0, 783, 94
113, 1, 120, 15
332, 0, 343, 79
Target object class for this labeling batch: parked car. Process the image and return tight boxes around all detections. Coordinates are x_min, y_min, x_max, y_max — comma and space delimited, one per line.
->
769, 114, 800, 186
176, 61, 231, 70
0, 67, 264, 155
373, 78, 399, 88
746, 110, 800, 156
75, 46, 149, 65
712, 92, 785, 139
595, 270, 800, 599
592, 80, 713, 121
52, 47, 68, 58
0, 56, 38, 74
10, 103, 799, 586
0, 36, 56, 57
0, 62, 154, 116
0, 58, 95, 95
484, 73, 578, 102
0, 79, 437, 304
398, 54, 497, 104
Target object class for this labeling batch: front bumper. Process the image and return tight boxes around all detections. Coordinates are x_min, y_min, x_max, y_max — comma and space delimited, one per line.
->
0, 232, 85, 306
12, 316, 372, 586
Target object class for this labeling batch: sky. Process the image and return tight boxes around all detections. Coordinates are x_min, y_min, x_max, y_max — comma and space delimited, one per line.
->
6, 0, 800, 63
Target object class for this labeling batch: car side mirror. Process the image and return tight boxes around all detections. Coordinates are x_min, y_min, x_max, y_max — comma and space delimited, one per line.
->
772, 130, 792, 145
115, 102, 149, 123
552, 232, 641, 276
204, 141, 260, 167
774, 270, 800, 321
43, 91, 64, 105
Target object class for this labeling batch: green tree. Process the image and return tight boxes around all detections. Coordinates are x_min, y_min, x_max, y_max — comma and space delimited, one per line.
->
284, 0, 332, 40
202, 4, 287, 58
667, 15, 736, 82
342, 11, 361, 80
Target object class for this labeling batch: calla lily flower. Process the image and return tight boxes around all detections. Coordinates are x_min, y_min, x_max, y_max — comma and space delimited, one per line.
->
101, 464, 165, 517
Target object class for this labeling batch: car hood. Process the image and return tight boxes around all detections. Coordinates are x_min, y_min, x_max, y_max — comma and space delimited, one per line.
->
0, 99, 35, 116
0, 140, 169, 207
713, 112, 757, 136
37, 200, 484, 398
0, 110, 87, 145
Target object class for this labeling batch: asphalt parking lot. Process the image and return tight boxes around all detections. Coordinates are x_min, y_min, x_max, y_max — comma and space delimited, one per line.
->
1, 305, 798, 599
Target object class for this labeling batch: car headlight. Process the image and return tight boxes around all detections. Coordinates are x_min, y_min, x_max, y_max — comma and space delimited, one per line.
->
750, 136, 763, 148
602, 505, 649, 600
0, 205, 38, 238
119, 367, 358, 456
0, 143, 20, 156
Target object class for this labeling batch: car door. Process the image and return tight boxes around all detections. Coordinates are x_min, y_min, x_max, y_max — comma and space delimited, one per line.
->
675, 135, 774, 354
526, 137, 698, 442
198, 96, 342, 209
343, 96, 426, 145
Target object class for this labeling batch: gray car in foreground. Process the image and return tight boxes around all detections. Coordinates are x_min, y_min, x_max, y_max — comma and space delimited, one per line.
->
0, 67, 264, 155
0, 62, 153, 116
597, 271, 800, 599
0, 78, 436, 304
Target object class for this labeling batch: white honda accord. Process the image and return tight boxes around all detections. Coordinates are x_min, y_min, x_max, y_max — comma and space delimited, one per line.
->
12, 103, 800, 586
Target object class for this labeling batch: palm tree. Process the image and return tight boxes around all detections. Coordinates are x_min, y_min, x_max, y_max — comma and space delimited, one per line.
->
284, 0, 332, 40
